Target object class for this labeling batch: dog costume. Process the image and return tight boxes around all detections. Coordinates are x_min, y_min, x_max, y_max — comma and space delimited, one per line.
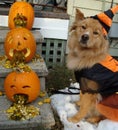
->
75, 55, 118, 121
75, 54, 118, 96
75, 5, 118, 121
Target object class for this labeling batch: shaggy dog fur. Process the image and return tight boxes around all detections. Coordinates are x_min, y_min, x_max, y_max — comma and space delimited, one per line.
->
66, 9, 108, 123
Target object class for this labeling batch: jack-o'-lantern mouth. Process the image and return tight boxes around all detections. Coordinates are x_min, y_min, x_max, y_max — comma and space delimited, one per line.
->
14, 13, 28, 28
13, 94, 28, 104
7, 93, 39, 121
9, 48, 30, 58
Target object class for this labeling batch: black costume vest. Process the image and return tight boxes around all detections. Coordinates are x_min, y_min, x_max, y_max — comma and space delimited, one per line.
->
75, 55, 118, 95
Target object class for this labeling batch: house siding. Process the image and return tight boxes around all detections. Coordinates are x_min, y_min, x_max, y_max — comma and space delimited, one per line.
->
67, 0, 118, 22
67, 0, 118, 57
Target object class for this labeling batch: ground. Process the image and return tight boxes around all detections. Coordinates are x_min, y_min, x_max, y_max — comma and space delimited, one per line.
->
46, 64, 75, 130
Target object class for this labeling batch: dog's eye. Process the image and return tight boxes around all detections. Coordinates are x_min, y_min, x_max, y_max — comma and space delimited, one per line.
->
82, 25, 86, 29
93, 31, 99, 35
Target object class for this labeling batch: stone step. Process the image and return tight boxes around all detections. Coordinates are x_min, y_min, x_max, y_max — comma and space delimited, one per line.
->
0, 58, 55, 130
0, 29, 55, 129
0, 59, 48, 91
0, 29, 43, 55
0, 29, 47, 91
0, 94, 55, 130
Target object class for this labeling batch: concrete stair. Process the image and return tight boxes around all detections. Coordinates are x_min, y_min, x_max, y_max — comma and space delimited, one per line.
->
0, 29, 55, 130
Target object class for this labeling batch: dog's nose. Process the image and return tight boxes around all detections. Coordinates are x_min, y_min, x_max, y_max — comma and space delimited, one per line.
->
81, 34, 89, 43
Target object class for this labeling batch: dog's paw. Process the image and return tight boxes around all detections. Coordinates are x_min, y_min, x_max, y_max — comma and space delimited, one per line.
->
75, 101, 81, 106
68, 116, 80, 123
86, 116, 102, 124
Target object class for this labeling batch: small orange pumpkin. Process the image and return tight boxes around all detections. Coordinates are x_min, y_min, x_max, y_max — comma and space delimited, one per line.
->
4, 28, 36, 62
4, 70, 40, 103
8, 1, 34, 29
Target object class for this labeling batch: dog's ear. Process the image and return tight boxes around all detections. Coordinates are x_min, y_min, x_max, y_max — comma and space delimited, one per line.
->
69, 9, 85, 32
75, 9, 85, 21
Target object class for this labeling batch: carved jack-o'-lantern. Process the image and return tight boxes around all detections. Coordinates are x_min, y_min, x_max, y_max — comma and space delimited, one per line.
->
4, 70, 40, 103
4, 28, 36, 62
8, 1, 34, 29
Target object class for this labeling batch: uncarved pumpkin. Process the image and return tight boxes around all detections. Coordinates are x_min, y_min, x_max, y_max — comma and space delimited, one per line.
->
4, 28, 36, 62
4, 70, 40, 103
8, 1, 34, 29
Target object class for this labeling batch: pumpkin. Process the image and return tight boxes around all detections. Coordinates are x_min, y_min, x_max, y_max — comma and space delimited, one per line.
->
4, 70, 40, 103
8, 1, 34, 29
4, 28, 36, 62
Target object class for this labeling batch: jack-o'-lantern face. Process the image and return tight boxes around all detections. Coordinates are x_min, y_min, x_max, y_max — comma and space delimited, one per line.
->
4, 28, 36, 62
4, 70, 40, 103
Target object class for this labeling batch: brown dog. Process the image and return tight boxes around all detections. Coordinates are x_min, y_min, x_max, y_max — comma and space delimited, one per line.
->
66, 9, 109, 123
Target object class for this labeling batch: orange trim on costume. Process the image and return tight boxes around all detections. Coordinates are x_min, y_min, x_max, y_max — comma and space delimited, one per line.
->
100, 55, 118, 72
97, 103, 118, 121
97, 13, 112, 27
111, 5, 118, 14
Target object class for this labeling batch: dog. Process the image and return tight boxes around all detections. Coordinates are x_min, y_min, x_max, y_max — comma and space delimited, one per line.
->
66, 9, 110, 123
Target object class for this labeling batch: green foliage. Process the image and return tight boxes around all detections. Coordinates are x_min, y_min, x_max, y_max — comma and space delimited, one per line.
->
46, 64, 75, 95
